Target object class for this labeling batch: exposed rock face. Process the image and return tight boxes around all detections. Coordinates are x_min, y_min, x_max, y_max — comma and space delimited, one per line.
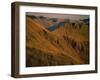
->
26, 16, 89, 67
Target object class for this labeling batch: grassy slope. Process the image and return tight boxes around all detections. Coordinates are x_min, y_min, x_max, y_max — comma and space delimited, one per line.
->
26, 17, 89, 67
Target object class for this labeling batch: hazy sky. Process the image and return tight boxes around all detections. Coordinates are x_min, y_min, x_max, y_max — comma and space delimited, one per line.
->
26, 12, 89, 20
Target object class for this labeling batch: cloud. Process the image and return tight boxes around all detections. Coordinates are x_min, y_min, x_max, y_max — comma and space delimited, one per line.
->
26, 12, 89, 20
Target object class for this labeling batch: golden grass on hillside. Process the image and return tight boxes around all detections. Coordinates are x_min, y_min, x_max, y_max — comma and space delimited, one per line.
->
26, 16, 89, 67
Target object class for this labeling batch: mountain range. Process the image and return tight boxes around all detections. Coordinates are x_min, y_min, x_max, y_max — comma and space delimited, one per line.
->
26, 15, 89, 67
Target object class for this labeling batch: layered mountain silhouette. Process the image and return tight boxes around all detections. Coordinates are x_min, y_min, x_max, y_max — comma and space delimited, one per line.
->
26, 15, 89, 67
